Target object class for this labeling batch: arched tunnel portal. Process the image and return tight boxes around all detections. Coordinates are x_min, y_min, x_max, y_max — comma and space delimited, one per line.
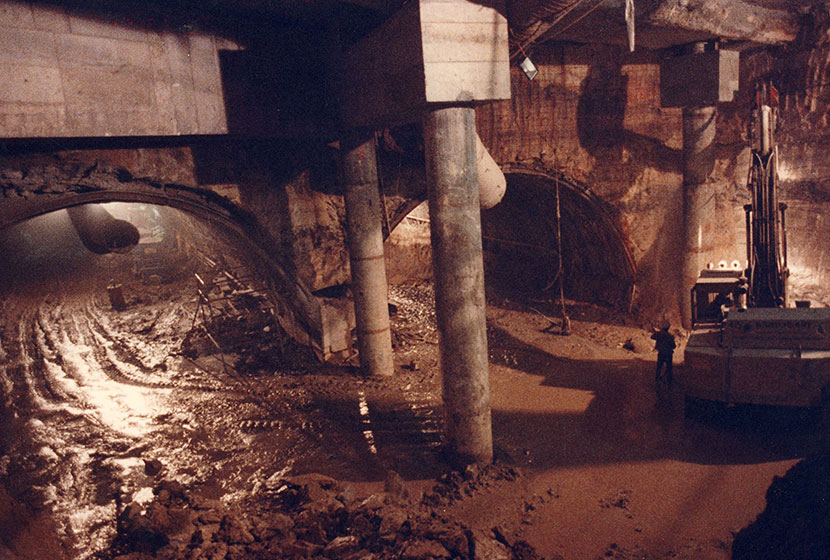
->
0, 162, 321, 348
481, 167, 636, 308
1, 162, 252, 232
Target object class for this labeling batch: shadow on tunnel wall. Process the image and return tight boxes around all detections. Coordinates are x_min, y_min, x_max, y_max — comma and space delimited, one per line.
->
189, 135, 342, 289
576, 57, 682, 177
573, 56, 687, 320
481, 170, 636, 308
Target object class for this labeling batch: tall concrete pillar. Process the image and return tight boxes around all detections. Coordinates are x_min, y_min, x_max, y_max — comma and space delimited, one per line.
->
680, 106, 717, 328
422, 106, 493, 465
341, 133, 394, 377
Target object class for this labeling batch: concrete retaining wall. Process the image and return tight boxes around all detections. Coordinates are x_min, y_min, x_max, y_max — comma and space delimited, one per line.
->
0, 0, 236, 137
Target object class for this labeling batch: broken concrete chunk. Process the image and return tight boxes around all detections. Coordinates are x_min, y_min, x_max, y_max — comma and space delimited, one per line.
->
282, 539, 323, 557
378, 506, 409, 536
282, 472, 342, 503
471, 530, 511, 560
216, 514, 255, 545
357, 493, 388, 512
384, 469, 406, 499
399, 538, 452, 560
324, 535, 360, 557
143, 458, 163, 477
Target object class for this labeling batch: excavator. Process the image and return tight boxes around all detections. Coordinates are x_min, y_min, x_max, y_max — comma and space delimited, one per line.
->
683, 84, 830, 409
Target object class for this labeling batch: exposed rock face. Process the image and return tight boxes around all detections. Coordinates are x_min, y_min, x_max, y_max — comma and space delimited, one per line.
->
476, 43, 698, 322
476, 21, 830, 319
754, 7, 830, 307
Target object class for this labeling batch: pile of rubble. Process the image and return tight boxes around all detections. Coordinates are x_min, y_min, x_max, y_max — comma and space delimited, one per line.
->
108, 465, 547, 560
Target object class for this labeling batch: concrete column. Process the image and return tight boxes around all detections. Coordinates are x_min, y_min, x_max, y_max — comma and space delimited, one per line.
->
422, 106, 493, 465
680, 106, 717, 328
341, 133, 394, 377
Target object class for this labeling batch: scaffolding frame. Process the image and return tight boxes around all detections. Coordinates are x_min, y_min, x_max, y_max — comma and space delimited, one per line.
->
189, 252, 284, 377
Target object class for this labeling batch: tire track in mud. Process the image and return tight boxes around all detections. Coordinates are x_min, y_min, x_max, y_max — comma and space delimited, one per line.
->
0, 294, 131, 560
1, 286, 298, 560
1, 301, 57, 417
78, 299, 235, 394
29, 307, 77, 405
0, 307, 34, 417
34, 293, 172, 558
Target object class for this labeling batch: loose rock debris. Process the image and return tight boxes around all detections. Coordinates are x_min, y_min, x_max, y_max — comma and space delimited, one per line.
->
106, 467, 551, 560
0, 244, 799, 560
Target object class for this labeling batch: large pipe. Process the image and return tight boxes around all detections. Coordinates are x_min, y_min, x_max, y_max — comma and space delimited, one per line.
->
423, 106, 493, 466
475, 132, 506, 209
680, 105, 717, 329
341, 132, 394, 377
66, 204, 139, 255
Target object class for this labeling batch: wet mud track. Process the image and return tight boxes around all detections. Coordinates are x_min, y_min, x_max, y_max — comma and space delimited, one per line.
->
0, 281, 445, 559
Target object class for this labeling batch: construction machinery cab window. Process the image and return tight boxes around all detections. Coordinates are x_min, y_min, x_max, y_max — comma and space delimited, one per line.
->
691, 272, 743, 326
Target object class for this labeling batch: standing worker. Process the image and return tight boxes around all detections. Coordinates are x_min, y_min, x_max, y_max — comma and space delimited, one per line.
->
652, 324, 676, 384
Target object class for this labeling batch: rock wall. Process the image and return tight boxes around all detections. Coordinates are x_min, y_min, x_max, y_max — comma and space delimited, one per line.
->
748, 8, 830, 306
190, 139, 350, 293
476, 42, 790, 322
385, 202, 432, 285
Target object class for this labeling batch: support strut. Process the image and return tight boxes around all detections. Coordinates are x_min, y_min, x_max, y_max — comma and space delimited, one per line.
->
423, 106, 493, 465
341, 132, 394, 377
680, 105, 717, 328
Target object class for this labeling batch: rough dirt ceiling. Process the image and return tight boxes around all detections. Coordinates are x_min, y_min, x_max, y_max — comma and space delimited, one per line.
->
73, 0, 814, 48
507, 0, 816, 54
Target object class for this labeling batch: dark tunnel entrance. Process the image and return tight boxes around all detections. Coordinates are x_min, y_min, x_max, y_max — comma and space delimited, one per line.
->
481, 170, 635, 308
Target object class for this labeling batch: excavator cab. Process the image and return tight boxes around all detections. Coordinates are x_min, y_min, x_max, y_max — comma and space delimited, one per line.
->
684, 83, 830, 408
690, 269, 745, 326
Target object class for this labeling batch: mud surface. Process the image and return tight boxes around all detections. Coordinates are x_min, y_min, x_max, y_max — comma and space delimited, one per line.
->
0, 251, 816, 559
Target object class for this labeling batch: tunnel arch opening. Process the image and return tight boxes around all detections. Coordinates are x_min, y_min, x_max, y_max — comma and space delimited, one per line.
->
481, 167, 636, 308
0, 163, 247, 233
0, 162, 322, 349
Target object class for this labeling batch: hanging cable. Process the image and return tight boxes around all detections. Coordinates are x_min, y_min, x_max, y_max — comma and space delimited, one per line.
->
373, 130, 391, 239
509, 0, 588, 61
625, 0, 636, 52
554, 177, 571, 335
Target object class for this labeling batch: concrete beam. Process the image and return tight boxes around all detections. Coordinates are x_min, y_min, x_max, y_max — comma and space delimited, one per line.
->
339, 0, 509, 128
509, 0, 799, 55
0, 2, 236, 138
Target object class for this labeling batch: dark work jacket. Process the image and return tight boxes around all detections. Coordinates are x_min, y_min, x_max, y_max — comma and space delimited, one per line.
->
652, 330, 676, 356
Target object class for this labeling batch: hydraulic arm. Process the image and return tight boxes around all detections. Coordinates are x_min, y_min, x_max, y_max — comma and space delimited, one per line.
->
744, 84, 789, 308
